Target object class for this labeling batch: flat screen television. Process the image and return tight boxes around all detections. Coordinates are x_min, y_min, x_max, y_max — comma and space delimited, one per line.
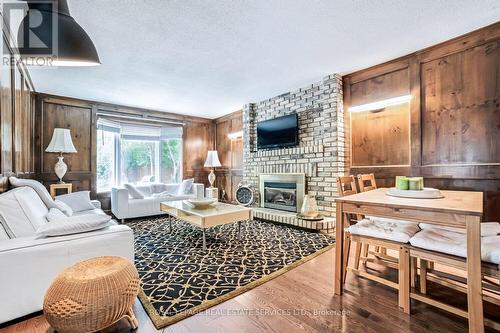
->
257, 114, 298, 150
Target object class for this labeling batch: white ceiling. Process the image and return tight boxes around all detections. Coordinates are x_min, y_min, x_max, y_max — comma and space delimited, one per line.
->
29, 0, 500, 118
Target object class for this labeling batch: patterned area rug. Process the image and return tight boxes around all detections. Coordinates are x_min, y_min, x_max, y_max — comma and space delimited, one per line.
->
126, 217, 335, 329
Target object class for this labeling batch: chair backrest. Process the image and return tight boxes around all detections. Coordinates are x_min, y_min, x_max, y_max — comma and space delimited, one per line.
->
336, 176, 358, 197
357, 173, 377, 192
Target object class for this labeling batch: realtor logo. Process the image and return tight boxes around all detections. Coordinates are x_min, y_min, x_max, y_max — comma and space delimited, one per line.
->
2, 0, 58, 66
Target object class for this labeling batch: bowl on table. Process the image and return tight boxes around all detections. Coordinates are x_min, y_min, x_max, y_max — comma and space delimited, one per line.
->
186, 198, 217, 208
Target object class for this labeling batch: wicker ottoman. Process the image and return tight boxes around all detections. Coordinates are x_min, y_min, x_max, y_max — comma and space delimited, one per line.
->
44, 256, 140, 333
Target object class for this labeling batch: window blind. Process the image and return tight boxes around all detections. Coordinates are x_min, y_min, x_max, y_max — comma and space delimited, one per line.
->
97, 118, 182, 141
97, 118, 121, 134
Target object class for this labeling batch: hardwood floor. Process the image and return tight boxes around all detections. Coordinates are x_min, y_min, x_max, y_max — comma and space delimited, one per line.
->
1, 247, 498, 333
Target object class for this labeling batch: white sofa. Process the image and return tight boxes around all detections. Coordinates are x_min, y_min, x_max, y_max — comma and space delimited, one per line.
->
111, 182, 204, 221
0, 185, 134, 324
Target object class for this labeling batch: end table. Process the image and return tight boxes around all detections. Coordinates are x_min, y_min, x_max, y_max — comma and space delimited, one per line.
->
50, 183, 73, 199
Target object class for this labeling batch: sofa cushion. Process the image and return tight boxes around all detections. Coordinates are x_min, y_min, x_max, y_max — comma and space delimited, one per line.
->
15, 187, 49, 229
151, 191, 175, 198
36, 214, 112, 237
55, 191, 95, 213
0, 223, 10, 240
124, 184, 145, 199
0, 188, 43, 238
178, 178, 194, 195
73, 208, 107, 216
150, 183, 168, 194
45, 208, 67, 222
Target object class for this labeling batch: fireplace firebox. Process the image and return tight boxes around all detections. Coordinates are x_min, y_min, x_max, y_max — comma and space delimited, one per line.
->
263, 182, 297, 212
259, 173, 305, 213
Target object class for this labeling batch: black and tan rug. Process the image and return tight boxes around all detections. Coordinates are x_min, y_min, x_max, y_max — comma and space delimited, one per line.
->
126, 217, 335, 328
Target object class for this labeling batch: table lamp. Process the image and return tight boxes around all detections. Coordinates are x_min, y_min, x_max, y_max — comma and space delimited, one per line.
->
45, 128, 77, 183
204, 150, 221, 188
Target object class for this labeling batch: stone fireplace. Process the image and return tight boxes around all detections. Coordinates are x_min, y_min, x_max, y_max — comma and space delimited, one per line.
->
259, 173, 305, 213
242, 73, 344, 231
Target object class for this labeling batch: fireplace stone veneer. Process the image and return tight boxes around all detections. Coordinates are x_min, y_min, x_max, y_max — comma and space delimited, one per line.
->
243, 73, 344, 231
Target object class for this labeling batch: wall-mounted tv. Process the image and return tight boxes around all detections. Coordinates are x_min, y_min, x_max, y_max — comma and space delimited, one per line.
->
257, 114, 298, 150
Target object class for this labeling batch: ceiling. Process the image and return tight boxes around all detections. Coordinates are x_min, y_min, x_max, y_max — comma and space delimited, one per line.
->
29, 0, 500, 118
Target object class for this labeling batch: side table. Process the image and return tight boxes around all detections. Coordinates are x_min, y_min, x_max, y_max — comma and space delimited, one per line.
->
50, 183, 73, 199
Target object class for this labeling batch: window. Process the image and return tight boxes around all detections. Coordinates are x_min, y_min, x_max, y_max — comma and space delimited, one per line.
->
96, 120, 183, 192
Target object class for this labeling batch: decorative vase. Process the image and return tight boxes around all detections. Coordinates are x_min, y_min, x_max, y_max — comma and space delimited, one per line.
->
208, 169, 216, 187
54, 155, 68, 183
301, 194, 318, 218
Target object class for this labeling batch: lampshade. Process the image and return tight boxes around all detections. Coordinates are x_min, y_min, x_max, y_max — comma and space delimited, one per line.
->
18, 0, 101, 66
45, 128, 77, 153
204, 150, 221, 168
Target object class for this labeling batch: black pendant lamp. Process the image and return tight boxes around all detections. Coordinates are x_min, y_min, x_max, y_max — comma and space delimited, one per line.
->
18, 0, 100, 66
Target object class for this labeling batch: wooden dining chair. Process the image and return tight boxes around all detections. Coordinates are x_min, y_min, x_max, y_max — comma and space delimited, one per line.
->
356, 173, 418, 287
357, 173, 377, 192
336, 176, 361, 282
356, 174, 385, 257
408, 246, 500, 330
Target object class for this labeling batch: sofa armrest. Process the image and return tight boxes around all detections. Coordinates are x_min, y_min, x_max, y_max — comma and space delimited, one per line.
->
0, 225, 134, 323
191, 183, 204, 199
91, 200, 101, 209
111, 188, 129, 219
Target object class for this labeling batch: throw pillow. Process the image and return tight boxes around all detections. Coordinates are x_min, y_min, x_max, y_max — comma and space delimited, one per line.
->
124, 184, 145, 199
55, 200, 73, 216
55, 191, 95, 213
177, 178, 194, 195
36, 214, 112, 237
0, 188, 39, 238
45, 208, 67, 222
9, 177, 60, 210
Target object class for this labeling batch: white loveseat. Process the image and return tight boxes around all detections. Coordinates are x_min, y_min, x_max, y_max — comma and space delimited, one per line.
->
0, 185, 134, 324
111, 182, 204, 221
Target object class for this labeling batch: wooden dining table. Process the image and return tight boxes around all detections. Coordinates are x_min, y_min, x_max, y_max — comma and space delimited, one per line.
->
334, 188, 484, 333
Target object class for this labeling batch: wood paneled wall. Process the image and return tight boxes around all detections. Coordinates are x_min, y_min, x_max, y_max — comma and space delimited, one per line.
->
214, 110, 243, 202
343, 22, 500, 221
0, 31, 35, 192
33, 93, 214, 209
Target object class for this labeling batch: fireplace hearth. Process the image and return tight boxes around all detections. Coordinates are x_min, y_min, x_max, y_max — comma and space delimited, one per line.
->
259, 173, 305, 213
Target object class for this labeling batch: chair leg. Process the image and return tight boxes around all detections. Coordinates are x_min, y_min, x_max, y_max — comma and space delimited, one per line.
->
362, 243, 369, 258
343, 233, 351, 283
354, 241, 362, 270
420, 259, 428, 294
398, 246, 410, 314
410, 257, 418, 288
374, 246, 380, 253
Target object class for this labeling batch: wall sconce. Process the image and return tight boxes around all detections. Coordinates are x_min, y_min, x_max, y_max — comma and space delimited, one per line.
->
227, 130, 243, 140
349, 95, 412, 113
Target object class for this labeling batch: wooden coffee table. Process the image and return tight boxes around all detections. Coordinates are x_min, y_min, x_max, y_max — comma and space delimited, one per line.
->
160, 200, 252, 250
